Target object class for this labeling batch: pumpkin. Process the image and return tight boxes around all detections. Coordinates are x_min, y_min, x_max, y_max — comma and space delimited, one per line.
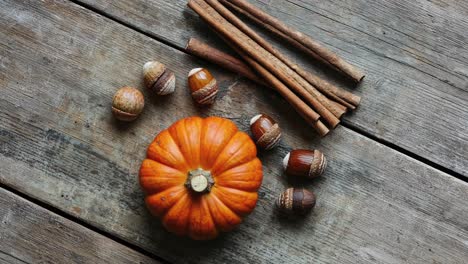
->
139, 116, 263, 240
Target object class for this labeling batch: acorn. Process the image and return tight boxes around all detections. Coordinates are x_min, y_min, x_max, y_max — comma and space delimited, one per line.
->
276, 188, 316, 215
143, 61, 176, 95
188, 68, 218, 105
250, 114, 281, 150
283, 149, 327, 179
112, 86, 144, 121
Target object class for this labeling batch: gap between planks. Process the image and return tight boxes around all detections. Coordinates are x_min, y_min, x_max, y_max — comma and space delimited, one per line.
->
0, 183, 171, 264
341, 122, 467, 182
68, 0, 467, 184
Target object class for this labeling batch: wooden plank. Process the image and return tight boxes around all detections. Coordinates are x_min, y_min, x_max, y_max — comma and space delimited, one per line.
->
1, 0, 468, 263
0, 188, 160, 264
75, 0, 468, 177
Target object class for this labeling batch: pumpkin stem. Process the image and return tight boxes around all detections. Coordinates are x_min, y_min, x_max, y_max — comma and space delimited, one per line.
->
185, 168, 214, 193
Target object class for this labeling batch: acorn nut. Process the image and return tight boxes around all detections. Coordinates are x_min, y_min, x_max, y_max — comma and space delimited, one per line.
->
250, 114, 281, 150
143, 61, 176, 95
283, 149, 327, 178
112, 86, 144, 121
188, 68, 218, 105
277, 188, 316, 215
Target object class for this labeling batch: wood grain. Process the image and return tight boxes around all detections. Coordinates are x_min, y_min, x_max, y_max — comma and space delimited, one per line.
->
75, 0, 468, 177
1, 0, 468, 263
0, 188, 159, 264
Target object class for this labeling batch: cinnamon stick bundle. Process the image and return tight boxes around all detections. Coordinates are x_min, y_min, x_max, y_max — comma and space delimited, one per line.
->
217, 0, 360, 108
225, 0, 365, 83
188, 0, 341, 128
205, 0, 355, 112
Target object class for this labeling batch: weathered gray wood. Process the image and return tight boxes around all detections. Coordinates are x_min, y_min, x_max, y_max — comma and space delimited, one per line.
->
75, 0, 468, 177
0, 188, 159, 264
1, 0, 468, 263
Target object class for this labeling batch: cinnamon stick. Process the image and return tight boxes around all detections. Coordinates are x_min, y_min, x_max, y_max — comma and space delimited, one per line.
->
226, 0, 365, 83
185, 38, 266, 85
188, 0, 340, 128
298, 70, 360, 108
205, 0, 347, 117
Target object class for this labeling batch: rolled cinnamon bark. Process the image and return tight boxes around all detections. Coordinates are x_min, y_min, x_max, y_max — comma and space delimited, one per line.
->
298, 69, 360, 108
226, 0, 365, 83
188, 0, 340, 128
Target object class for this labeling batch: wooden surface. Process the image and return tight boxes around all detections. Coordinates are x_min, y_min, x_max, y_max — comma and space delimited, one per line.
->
0, 0, 468, 263
77, 0, 468, 177
0, 188, 159, 264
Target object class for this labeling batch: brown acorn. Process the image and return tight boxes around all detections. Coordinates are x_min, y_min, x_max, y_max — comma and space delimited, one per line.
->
188, 68, 218, 105
250, 114, 281, 150
143, 61, 176, 95
112, 86, 144, 121
283, 149, 327, 178
276, 188, 316, 215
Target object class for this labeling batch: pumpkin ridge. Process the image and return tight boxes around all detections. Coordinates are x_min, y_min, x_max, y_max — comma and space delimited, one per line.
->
210, 133, 242, 176
214, 158, 262, 180
206, 128, 240, 174
201, 195, 216, 231
182, 195, 194, 235
139, 159, 186, 179
201, 118, 228, 169
187, 196, 201, 239
149, 146, 185, 173
185, 117, 202, 168
215, 179, 262, 192
208, 192, 242, 229
211, 132, 256, 176
215, 186, 258, 195
204, 195, 223, 231
139, 170, 186, 195
188, 195, 217, 240
145, 186, 187, 216
200, 117, 240, 170
167, 121, 190, 169
200, 196, 218, 239
168, 117, 202, 169
149, 130, 189, 172
211, 186, 258, 216
214, 164, 262, 190
162, 192, 192, 236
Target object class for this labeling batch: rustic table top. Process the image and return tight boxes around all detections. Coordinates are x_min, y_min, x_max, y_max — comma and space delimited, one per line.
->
1, 0, 467, 263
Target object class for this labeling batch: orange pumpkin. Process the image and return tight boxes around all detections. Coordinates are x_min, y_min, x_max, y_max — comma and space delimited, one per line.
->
139, 116, 263, 240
